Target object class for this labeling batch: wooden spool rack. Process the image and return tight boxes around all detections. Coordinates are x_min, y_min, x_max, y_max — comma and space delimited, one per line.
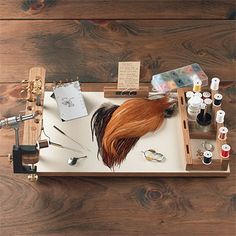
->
177, 88, 230, 171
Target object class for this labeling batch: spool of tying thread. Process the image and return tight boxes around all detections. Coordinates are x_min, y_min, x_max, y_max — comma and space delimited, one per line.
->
203, 91, 211, 100
213, 93, 223, 106
210, 77, 220, 91
218, 127, 228, 140
203, 151, 212, 165
216, 110, 225, 124
204, 98, 212, 116
186, 91, 194, 100
193, 80, 202, 92
186, 91, 194, 105
221, 144, 231, 158
204, 98, 212, 107
195, 92, 202, 98
204, 98, 212, 112
37, 139, 49, 149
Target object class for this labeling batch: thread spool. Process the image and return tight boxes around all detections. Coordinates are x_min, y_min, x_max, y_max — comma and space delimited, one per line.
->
186, 91, 194, 105
195, 92, 202, 98
186, 91, 194, 100
216, 110, 225, 124
213, 93, 223, 106
204, 98, 212, 114
218, 127, 228, 140
193, 80, 202, 92
203, 151, 212, 165
204, 98, 212, 110
204, 98, 212, 106
210, 77, 220, 91
221, 144, 231, 158
203, 91, 211, 100
37, 139, 49, 149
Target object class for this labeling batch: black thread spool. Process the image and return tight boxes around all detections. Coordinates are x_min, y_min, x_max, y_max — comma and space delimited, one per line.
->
213, 93, 223, 106
203, 151, 213, 165
196, 103, 212, 132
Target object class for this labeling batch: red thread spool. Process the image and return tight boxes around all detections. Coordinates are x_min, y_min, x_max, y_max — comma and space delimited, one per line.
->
221, 144, 231, 158
218, 127, 228, 140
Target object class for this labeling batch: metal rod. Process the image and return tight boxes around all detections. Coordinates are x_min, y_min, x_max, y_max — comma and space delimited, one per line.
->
53, 125, 90, 151
36, 95, 41, 106
14, 127, 20, 148
49, 141, 82, 154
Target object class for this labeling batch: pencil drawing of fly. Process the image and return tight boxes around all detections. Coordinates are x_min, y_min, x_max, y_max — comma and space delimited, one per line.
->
62, 97, 75, 107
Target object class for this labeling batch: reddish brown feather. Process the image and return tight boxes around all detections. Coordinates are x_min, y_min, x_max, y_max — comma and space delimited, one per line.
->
91, 96, 173, 168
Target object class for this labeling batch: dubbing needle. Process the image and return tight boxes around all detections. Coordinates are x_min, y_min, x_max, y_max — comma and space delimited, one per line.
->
53, 125, 90, 151
49, 141, 82, 154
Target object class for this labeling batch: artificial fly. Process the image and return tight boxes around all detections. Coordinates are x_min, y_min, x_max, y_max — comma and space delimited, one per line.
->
91, 96, 176, 169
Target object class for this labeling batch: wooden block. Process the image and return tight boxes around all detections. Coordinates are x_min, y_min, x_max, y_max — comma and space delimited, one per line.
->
22, 67, 46, 164
186, 159, 222, 171
221, 157, 229, 171
104, 86, 149, 98
177, 88, 192, 166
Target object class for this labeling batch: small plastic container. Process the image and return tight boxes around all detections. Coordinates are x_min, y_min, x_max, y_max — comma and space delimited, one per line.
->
187, 96, 203, 121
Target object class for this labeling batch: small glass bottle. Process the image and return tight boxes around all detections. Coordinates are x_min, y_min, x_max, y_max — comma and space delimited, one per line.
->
187, 96, 203, 121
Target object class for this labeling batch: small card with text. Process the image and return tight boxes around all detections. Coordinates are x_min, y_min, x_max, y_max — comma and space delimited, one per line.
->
118, 61, 140, 90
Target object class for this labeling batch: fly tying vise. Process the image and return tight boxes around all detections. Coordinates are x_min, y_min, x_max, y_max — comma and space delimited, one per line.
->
91, 95, 177, 169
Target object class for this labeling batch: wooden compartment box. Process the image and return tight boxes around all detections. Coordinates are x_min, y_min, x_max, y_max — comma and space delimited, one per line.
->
177, 88, 230, 171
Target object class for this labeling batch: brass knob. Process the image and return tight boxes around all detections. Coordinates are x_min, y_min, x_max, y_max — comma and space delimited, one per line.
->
21, 79, 28, 84
28, 174, 38, 182
8, 154, 13, 164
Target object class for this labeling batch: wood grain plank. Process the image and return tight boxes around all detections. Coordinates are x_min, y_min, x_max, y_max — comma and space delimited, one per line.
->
0, 0, 235, 19
0, 158, 236, 235
0, 20, 235, 83
0, 82, 236, 235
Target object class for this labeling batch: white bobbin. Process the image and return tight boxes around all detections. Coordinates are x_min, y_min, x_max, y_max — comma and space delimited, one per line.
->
216, 110, 225, 123
204, 98, 212, 105
203, 91, 211, 99
195, 92, 202, 98
186, 91, 194, 99
210, 77, 220, 91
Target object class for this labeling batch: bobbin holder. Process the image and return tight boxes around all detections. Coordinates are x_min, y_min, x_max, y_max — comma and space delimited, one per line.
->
178, 87, 230, 171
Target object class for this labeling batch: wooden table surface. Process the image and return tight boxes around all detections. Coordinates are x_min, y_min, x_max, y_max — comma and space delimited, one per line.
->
0, 82, 235, 236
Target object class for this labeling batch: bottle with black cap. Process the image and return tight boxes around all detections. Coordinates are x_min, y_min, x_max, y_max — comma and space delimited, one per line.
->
196, 103, 212, 132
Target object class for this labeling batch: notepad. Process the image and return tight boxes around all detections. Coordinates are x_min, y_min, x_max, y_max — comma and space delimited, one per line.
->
54, 81, 88, 121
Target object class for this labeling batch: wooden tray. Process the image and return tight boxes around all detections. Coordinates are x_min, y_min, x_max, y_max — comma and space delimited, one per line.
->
32, 90, 230, 177
177, 88, 229, 171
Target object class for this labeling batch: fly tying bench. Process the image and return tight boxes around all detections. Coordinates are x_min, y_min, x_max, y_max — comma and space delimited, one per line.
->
0, 66, 231, 181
